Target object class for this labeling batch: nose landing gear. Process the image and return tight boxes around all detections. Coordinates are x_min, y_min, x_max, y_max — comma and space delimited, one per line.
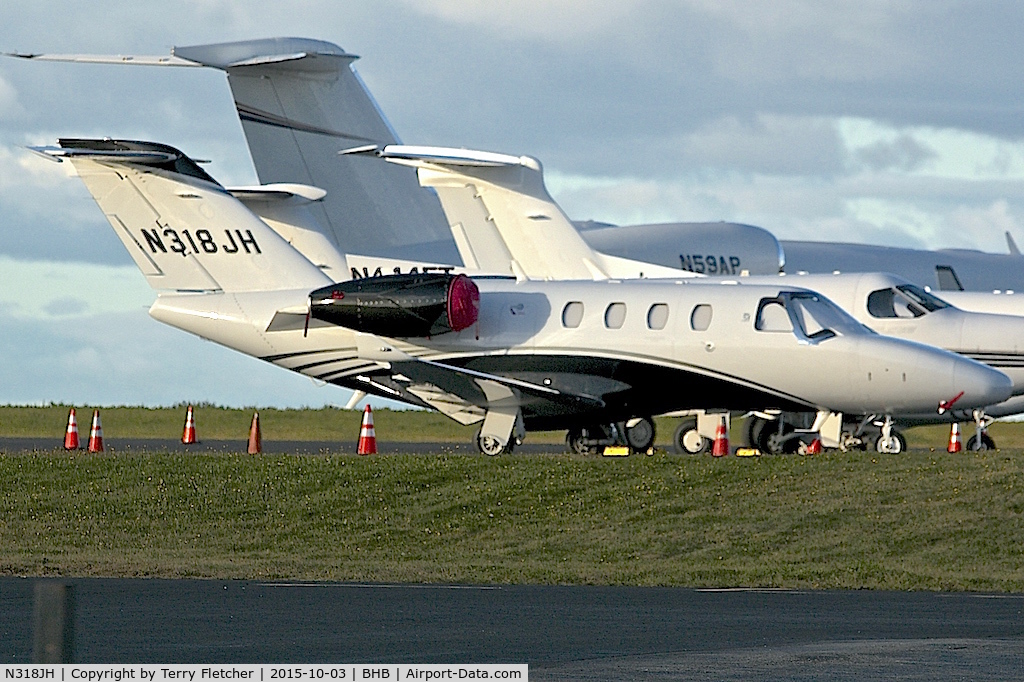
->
874, 415, 907, 454
966, 410, 996, 451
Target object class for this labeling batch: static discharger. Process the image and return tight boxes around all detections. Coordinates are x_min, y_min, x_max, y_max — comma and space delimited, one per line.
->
63, 408, 79, 450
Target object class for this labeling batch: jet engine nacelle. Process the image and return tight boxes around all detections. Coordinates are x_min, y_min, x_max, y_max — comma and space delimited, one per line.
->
578, 221, 785, 276
309, 273, 480, 337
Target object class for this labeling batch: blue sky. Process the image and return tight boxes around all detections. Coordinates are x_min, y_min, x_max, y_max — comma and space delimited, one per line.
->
4, 0, 1024, 407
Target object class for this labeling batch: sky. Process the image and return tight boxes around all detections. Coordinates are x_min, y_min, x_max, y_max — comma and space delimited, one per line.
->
4, 0, 1024, 407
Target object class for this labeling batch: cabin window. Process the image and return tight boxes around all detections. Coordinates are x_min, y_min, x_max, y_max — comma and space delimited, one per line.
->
689, 304, 712, 331
604, 302, 627, 329
561, 301, 584, 328
647, 303, 669, 330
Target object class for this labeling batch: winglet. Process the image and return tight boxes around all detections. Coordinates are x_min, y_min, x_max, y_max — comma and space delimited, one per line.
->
1007, 231, 1021, 256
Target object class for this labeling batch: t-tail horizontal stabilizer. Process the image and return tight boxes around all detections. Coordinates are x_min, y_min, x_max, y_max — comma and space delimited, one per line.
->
31, 138, 332, 294
345, 144, 695, 281
10, 38, 459, 263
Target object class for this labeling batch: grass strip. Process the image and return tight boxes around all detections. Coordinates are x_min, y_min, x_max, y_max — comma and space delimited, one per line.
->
1, 449, 1022, 590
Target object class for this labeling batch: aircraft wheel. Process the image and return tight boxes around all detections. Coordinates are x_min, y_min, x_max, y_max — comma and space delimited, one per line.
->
874, 430, 907, 454
754, 419, 796, 454
625, 417, 656, 452
673, 419, 710, 455
966, 433, 997, 451
476, 431, 509, 456
566, 428, 597, 455
745, 417, 769, 450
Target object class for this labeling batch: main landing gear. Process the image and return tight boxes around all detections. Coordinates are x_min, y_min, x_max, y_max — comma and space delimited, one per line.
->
566, 417, 656, 455
742, 412, 909, 454
673, 418, 710, 455
475, 430, 520, 455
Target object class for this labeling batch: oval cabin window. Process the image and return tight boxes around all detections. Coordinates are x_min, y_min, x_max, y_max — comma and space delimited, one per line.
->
690, 304, 713, 331
561, 301, 584, 328
647, 303, 669, 330
604, 302, 627, 329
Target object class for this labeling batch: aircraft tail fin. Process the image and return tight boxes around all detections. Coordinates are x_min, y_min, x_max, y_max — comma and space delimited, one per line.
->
1007, 231, 1021, 257
358, 145, 692, 281
11, 38, 460, 263
177, 38, 458, 262
33, 138, 332, 293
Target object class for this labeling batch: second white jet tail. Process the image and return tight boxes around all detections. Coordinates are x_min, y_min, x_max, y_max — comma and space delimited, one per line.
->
361, 145, 696, 281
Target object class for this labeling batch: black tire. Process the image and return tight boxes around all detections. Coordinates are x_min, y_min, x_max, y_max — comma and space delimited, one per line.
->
625, 417, 656, 452
476, 430, 511, 456
752, 418, 797, 454
746, 417, 769, 450
566, 428, 597, 455
673, 418, 710, 455
966, 433, 997, 451
874, 429, 907, 454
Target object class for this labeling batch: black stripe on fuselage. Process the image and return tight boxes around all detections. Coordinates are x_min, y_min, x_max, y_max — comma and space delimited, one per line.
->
425, 352, 814, 431
955, 351, 1024, 368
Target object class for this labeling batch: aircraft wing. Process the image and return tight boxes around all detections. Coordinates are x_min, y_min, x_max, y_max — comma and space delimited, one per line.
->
354, 145, 692, 281
8, 38, 459, 264
354, 332, 605, 425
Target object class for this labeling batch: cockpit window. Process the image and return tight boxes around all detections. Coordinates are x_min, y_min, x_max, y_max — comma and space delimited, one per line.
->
867, 284, 949, 319
755, 300, 793, 332
896, 284, 951, 312
867, 288, 922, 318
756, 292, 867, 342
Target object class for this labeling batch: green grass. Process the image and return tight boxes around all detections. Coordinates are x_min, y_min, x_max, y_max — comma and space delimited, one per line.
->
1, 449, 1022, 590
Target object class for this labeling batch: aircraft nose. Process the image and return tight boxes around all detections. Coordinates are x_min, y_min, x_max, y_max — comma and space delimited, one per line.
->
953, 356, 1013, 410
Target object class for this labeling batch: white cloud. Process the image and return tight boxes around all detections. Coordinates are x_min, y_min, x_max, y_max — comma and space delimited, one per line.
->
394, 0, 633, 42
946, 200, 1022, 247
0, 256, 152, 319
0, 307, 356, 408
0, 74, 22, 119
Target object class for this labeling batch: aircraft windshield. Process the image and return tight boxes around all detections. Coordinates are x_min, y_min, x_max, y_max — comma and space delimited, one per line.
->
756, 292, 867, 342
896, 284, 951, 312
867, 284, 951, 319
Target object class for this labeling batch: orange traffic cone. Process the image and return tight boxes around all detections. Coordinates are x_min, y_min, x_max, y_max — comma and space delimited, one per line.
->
947, 422, 962, 453
711, 414, 729, 457
181, 404, 198, 444
247, 412, 262, 454
87, 409, 104, 453
63, 408, 79, 450
357, 404, 377, 455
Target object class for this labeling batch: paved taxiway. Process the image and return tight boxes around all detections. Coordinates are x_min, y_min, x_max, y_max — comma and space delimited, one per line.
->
0, 437, 563, 455
2, 579, 1022, 679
